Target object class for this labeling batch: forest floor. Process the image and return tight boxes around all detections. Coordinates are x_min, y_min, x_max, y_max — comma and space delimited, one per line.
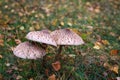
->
0, 0, 120, 80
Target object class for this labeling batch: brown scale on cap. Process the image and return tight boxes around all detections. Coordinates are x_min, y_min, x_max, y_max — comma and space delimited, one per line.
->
13, 41, 46, 59
26, 30, 57, 46
51, 28, 84, 45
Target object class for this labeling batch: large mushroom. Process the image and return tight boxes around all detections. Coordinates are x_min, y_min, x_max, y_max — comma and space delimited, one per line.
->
26, 30, 57, 47
26, 30, 57, 68
51, 28, 84, 59
51, 28, 84, 45
13, 41, 46, 59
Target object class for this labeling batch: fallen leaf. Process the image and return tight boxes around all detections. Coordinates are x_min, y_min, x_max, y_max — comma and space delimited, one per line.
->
5, 63, 11, 67
87, 31, 92, 35
0, 39, 4, 46
86, 2, 91, 6
51, 19, 57, 26
67, 22, 72, 26
29, 27, 35, 31
110, 50, 119, 56
94, 8, 100, 13
10, 47, 15, 51
110, 56, 120, 61
18, 12, 24, 17
29, 78, 34, 80
0, 55, 3, 59
45, 69, 49, 76
103, 62, 111, 68
48, 74, 56, 80
93, 42, 102, 49
118, 36, 120, 40
110, 65, 119, 74
4, 5, 8, 9
110, 32, 116, 37
15, 39, 21, 44
70, 28, 81, 35
19, 26, 24, 30
0, 34, 4, 39
93, 45, 100, 49
68, 54, 76, 58
35, 24, 40, 30
81, 52, 87, 56
52, 61, 61, 71
86, 26, 93, 30
102, 40, 110, 45
60, 21, 64, 26
16, 75, 22, 80
104, 62, 119, 74
12, 65, 18, 70
0, 74, 3, 80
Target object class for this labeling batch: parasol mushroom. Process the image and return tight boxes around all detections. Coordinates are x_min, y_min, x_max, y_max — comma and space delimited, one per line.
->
13, 41, 46, 71
51, 28, 84, 46
26, 30, 57, 47
51, 28, 84, 60
26, 30, 57, 68
13, 41, 46, 59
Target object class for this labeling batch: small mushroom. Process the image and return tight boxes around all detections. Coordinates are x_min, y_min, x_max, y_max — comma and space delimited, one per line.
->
26, 30, 57, 47
13, 41, 46, 59
51, 28, 84, 60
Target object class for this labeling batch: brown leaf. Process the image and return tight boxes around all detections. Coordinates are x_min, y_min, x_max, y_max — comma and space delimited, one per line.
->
48, 74, 56, 80
15, 39, 21, 44
29, 78, 34, 80
67, 22, 72, 26
51, 19, 57, 26
0, 55, 3, 59
102, 40, 110, 45
93, 42, 102, 49
103, 62, 111, 68
104, 62, 119, 74
0, 39, 4, 46
10, 47, 15, 51
110, 50, 119, 56
45, 69, 49, 76
110, 65, 119, 74
60, 21, 64, 26
70, 28, 81, 35
0, 34, 4, 39
52, 61, 61, 71
94, 8, 100, 13
0, 74, 3, 80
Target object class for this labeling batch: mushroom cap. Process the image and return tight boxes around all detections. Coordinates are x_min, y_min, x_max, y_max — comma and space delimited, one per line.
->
26, 30, 57, 46
13, 41, 46, 59
51, 28, 84, 45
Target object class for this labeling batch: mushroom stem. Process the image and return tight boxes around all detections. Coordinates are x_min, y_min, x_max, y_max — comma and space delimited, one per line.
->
30, 60, 36, 72
55, 45, 63, 60
40, 44, 48, 68
58, 45, 63, 54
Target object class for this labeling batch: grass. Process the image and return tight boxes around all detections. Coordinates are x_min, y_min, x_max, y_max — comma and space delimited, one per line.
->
0, 0, 120, 80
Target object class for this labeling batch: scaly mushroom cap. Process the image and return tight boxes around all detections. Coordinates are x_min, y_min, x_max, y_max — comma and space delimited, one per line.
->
26, 30, 57, 46
13, 41, 46, 59
51, 28, 84, 45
